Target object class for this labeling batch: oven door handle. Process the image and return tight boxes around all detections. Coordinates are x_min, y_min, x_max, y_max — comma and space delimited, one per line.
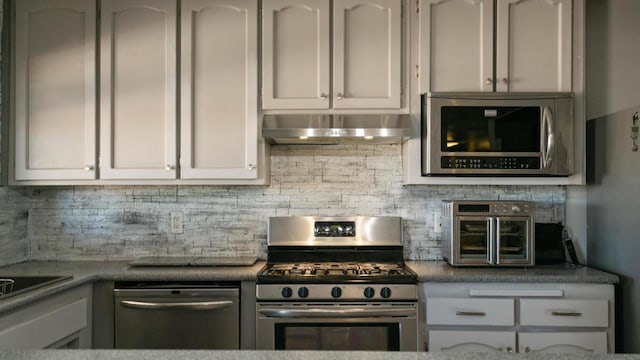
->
258, 307, 415, 318
119, 300, 233, 311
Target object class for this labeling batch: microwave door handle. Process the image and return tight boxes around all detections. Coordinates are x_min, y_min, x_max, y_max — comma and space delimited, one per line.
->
542, 106, 555, 168
495, 217, 501, 265
488, 218, 496, 265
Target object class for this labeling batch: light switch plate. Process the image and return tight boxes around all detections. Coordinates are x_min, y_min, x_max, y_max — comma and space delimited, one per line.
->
170, 212, 183, 234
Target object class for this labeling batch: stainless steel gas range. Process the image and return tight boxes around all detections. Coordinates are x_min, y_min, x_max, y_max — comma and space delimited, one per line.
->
256, 216, 419, 351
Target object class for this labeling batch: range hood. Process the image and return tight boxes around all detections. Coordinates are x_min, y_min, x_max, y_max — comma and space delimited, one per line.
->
262, 114, 412, 145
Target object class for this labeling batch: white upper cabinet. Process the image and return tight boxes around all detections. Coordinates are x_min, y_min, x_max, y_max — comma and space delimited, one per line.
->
262, 0, 402, 110
180, 0, 258, 179
13, 0, 97, 180
418, 0, 572, 93
495, 0, 572, 92
419, 0, 493, 92
261, 0, 330, 109
333, 0, 402, 109
100, 0, 177, 179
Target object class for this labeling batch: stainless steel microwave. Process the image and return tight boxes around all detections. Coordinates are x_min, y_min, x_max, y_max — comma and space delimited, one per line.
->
421, 92, 574, 176
442, 200, 535, 267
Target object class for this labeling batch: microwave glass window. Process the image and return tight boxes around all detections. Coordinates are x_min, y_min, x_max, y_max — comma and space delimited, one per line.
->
498, 219, 529, 261
458, 220, 490, 260
441, 106, 541, 153
275, 324, 398, 351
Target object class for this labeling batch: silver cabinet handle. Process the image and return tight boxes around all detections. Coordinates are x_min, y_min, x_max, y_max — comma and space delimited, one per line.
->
485, 78, 493, 85
336, 93, 343, 100
120, 300, 233, 311
455, 311, 486, 316
84, 165, 94, 171
551, 311, 582, 317
247, 164, 256, 170
165, 165, 175, 171
320, 93, 328, 100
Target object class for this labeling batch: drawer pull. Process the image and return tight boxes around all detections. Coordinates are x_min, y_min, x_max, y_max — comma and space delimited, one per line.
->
455, 311, 486, 316
551, 311, 582, 317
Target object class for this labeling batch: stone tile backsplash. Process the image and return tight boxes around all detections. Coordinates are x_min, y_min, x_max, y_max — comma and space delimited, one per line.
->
0, 144, 565, 265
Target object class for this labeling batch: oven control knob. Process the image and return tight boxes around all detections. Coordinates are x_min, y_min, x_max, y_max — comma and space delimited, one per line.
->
363, 287, 375, 298
380, 287, 392, 299
331, 286, 342, 298
298, 287, 309, 298
281, 286, 293, 298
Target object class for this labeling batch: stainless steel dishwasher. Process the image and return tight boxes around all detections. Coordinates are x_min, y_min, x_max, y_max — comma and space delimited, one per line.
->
114, 282, 239, 349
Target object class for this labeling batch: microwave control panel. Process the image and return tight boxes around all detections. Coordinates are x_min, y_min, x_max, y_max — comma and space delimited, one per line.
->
441, 156, 541, 170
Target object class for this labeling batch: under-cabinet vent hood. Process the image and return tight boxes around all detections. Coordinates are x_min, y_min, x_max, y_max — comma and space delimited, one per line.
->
262, 114, 412, 145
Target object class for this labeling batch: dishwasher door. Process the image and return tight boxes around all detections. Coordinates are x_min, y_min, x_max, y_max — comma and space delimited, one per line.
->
114, 286, 239, 349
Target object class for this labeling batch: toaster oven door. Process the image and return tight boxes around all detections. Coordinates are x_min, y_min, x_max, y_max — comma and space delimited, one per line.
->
455, 216, 493, 265
496, 216, 534, 265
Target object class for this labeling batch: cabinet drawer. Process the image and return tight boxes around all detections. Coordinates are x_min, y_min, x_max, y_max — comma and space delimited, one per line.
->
427, 298, 515, 326
520, 299, 608, 327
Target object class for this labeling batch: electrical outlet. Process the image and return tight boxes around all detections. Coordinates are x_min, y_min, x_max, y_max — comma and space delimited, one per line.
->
170, 212, 183, 234
433, 212, 442, 233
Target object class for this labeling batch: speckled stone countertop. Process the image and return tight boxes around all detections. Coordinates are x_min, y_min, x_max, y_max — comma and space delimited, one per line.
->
406, 261, 620, 284
0, 350, 638, 360
0, 260, 266, 314
0, 260, 618, 315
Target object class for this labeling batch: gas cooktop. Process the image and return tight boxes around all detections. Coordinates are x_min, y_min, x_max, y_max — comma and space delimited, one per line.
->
257, 261, 417, 284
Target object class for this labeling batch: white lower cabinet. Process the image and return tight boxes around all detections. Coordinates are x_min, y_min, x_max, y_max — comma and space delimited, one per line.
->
518, 332, 607, 354
424, 283, 614, 354
0, 285, 92, 349
429, 330, 515, 353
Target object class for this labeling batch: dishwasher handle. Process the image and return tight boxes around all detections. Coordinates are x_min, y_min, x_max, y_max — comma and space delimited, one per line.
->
120, 299, 234, 311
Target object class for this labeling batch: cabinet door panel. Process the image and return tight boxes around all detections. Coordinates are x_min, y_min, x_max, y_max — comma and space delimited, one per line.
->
419, 0, 493, 92
100, 0, 177, 179
496, 0, 572, 92
13, 0, 96, 180
333, 0, 401, 109
180, 0, 258, 179
428, 330, 515, 353
519, 332, 607, 354
262, 0, 330, 109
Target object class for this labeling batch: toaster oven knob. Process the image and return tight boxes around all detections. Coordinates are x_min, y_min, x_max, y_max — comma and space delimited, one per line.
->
363, 287, 375, 298
331, 286, 342, 298
298, 287, 309, 298
281, 286, 293, 298
380, 287, 392, 299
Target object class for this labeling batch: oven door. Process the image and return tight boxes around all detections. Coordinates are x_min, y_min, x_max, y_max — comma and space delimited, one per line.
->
256, 303, 418, 351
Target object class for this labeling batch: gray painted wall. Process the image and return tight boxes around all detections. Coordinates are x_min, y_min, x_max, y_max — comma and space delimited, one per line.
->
586, 0, 640, 352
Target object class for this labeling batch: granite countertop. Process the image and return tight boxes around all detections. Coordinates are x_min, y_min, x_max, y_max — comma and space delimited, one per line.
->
406, 260, 620, 284
0, 260, 619, 315
1, 350, 639, 360
0, 260, 266, 314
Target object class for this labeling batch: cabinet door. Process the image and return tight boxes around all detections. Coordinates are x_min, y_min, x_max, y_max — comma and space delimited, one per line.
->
13, 0, 96, 180
495, 0, 572, 92
419, 0, 493, 92
100, 0, 177, 179
518, 332, 608, 354
262, 0, 330, 109
180, 0, 258, 179
428, 330, 516, 353
333, 0, 401, 109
